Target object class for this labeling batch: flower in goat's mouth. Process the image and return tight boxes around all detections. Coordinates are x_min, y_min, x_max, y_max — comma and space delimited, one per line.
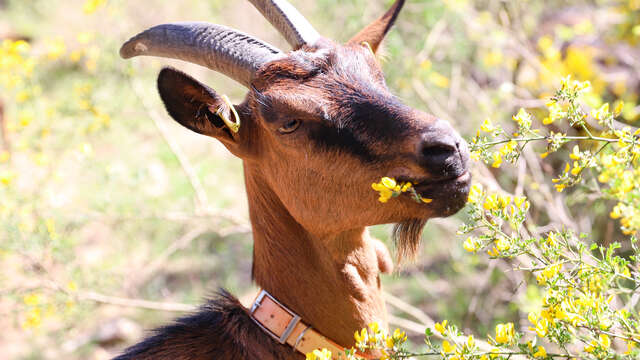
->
371, 177, 433, 204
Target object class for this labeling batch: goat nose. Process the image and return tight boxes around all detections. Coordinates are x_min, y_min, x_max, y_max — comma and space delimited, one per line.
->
417, 134, 463, 178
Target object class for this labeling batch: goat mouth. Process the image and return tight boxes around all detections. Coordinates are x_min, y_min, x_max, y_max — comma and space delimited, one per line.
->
401, 171, 471, 201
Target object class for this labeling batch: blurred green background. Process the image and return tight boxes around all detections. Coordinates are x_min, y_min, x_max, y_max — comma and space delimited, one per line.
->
1, 0, 638, 358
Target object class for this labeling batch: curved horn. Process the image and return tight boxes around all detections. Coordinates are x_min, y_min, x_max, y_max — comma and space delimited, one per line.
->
120, 22, 284, 87
248, 0, 320, 49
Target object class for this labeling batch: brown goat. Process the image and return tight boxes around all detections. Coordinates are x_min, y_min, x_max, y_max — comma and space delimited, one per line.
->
114, 1, 470, 359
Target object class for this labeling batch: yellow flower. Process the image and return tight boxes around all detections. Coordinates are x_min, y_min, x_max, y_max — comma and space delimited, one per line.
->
554, 183, 566, 192
23, 293, 42, 306
466, 335, 475, 349
494, 322, 515, 344
480, 118, 496, 132
428, 72, 450, 88
487, 246, 499, 257
614, 101, 624, 117
467, 183, 483, 204
491, 152, 503, 168
442, 340, 455, 353
368, 322, 380, 335
19, 112, 33, 127
535, 318, 549, 337
434, 320, 448, 335
389, 328, 407, 347
496, 238, 510, 252
0, 172, 15, 186
512, 108, 532, 129
46, 37, 66, 60
15, 90, 29, 103
483, 194, 499, 210
533, 346, 547, 358
569, 145, 581, 160
463, 237, 478, 252
354, 328, 368, 345
0, 150, 9, 163
599, 334, 610, 349
591, 103, 609, 121
514, 196, 527, 209
306, 348, 332, 360
22, 308, 42, 329
499, 140, 517, 156
544, 101, 564, 124
83, 0, 107, 14
77, 31, 95, 44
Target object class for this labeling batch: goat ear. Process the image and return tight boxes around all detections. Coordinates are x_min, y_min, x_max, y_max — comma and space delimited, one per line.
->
157, 67, 245, 155
348, 0, 405, 53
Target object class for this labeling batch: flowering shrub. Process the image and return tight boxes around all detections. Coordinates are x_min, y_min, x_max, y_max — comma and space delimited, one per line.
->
313, 78, 640, 359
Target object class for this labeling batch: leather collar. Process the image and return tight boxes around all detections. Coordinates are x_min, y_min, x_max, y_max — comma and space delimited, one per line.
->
249, 289, 375, 359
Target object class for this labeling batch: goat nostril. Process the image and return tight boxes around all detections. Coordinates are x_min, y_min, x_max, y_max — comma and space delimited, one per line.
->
422, 144, 455, 158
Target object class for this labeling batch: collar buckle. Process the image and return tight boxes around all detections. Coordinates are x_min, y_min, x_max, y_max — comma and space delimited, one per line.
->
250, 289, 301, 344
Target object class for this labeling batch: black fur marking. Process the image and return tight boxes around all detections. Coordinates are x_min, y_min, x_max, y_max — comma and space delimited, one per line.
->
307, 122, 377, 162
112, 290, 294, 360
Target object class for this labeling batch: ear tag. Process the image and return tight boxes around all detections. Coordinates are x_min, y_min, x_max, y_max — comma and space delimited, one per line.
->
361, 41, 375, 56
213, 94, 241, 133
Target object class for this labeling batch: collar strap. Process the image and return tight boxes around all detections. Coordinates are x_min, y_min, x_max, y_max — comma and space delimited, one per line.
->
249, 289, 375, 359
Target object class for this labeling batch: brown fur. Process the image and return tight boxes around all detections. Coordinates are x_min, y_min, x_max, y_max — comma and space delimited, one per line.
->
115, 1, 470, 359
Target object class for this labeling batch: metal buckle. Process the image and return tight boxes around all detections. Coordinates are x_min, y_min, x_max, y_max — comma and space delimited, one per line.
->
250, 289, 301, 344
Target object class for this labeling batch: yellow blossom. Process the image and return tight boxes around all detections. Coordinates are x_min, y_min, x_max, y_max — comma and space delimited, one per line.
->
467, 183, 483, 204
466, 335, 475, 349
23, 293, 42, 306
494, 322, 515, 344
428, 72, 450, 88
483, 194, 499, 210
434, 320, 448, 335
533, 346, 547, 358
442, 340, 455, 354
614, 101, 624, 116
22, 308, 42, 329
512, 108, 532, 129
463, 237, 478, 252
569, 145, 581, 160
544, 101, 564, 124
354, 328, 368, 345
46, 37, 66, 60
0, 150, 9, 163
491, 152, 503, 168
306, 348, 332, 360
495, 238, 510, 252
15, 90, 29, 103
599, 333, 610, 349
83, 0, 107, 14
487, 246, 499, 257
0, 172, 15, 186
499, 140, 517, 156
480, 118, 496, 132
591, 103, 609, 121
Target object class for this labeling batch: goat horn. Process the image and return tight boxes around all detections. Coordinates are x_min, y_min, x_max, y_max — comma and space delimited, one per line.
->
248, 0, 320, 49
120, 22, 284, 87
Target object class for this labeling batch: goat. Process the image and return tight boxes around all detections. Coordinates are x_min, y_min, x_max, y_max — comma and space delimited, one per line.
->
114, 0, 470, 359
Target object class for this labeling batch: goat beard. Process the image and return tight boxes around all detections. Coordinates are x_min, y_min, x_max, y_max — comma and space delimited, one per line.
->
392, 218, 428, 263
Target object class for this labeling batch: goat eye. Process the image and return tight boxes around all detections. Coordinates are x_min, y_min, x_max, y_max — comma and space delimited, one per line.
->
278, 119, 301, 134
